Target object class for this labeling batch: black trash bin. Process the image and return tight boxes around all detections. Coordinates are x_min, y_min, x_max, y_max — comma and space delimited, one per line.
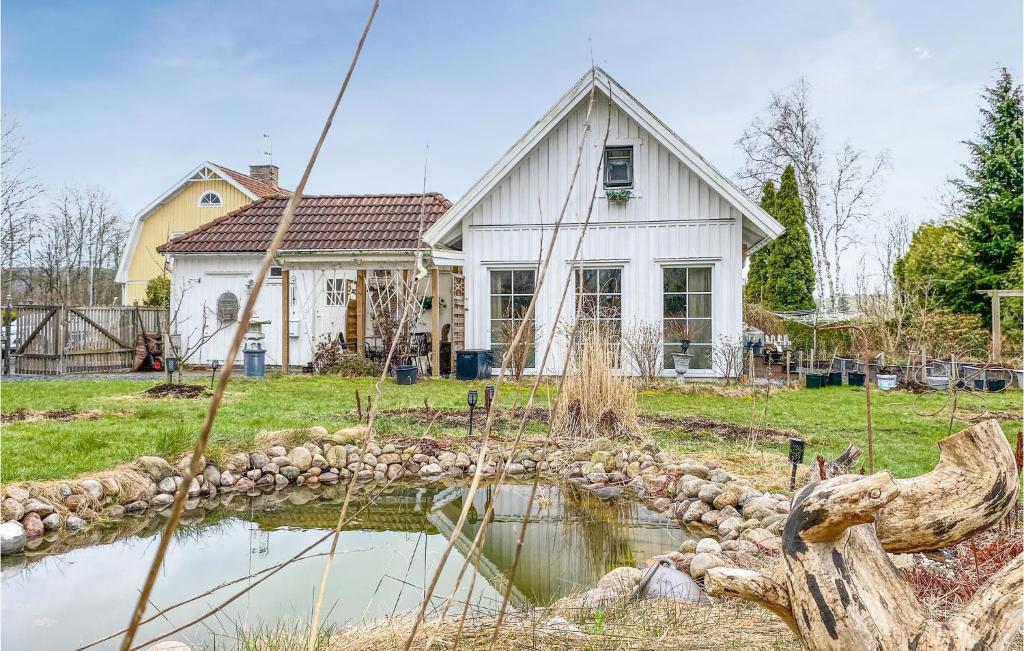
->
456, 349, 492, 380
847, 371, 866, 386
828, 371, 843, 386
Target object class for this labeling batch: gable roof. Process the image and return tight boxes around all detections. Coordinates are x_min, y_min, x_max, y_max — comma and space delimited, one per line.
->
211, 163, 291, 199
423, 67, 784, 248
158, 193, 452, 254
115, 162, 292, 283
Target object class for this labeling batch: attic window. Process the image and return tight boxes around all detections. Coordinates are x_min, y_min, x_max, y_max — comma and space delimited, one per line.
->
269, 266, 283, 278
604, 146, 633, 188
198, 191, 223, 208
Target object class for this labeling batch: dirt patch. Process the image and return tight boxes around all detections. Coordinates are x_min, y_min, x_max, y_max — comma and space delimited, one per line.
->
382, 406, 550, 430
643, 414, 796, 442
0, 407, 96, 423
143, 383, 210, 399
378, 407, 794, 443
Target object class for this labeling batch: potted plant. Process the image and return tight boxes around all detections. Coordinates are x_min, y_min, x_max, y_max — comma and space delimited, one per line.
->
666, 322, 695, 382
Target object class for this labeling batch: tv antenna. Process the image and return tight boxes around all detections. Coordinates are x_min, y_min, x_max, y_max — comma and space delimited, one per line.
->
262, 133, 273, 164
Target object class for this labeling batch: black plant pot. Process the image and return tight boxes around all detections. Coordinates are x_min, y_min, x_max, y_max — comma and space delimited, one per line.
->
986, 379, 1006, 392
828, 371, 843, 386
847, 371, 866, 387
805, 373, 826, 389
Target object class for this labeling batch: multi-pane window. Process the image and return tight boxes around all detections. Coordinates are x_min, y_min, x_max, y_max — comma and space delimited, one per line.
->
198, 191, 222, 208
575, 267, 622, 336
325, 278, 345, 306
490, 269, 536, 368
663, 267, 712, 370
604, 146, 633, 188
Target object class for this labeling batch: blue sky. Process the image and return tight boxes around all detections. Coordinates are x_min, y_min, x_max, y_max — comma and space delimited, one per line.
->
3, 0, 1021, 262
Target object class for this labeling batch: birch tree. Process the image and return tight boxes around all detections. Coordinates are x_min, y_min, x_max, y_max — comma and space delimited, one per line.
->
738, 79, 889, 310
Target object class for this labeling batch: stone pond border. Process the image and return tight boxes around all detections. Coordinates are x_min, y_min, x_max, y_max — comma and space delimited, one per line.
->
0, 425, 790, 586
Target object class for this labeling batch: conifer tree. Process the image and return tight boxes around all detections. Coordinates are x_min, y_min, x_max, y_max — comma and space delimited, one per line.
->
764, 165, 816, 310
744, 181, 776, 304
952, 67, 1023, 317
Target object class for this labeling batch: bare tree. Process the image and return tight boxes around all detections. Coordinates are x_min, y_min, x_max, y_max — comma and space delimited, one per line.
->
738, 79, 890, 310
1, 119, 44, 300
711, 336, 744, 384
36, 187, 127, 304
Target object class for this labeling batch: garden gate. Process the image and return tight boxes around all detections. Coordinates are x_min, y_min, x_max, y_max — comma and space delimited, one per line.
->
7, 305, 166, 375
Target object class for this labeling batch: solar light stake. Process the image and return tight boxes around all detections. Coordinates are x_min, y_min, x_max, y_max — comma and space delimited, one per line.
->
484, 384, 495, 412
210, 359, 222, 389
788, 437, 805, 490
467, 389, 478, 440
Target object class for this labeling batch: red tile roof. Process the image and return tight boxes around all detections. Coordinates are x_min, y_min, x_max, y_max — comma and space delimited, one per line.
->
213, 163, 291, 198
158, 193, 452, 254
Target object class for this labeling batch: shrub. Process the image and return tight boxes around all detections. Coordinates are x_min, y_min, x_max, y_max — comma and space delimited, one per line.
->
143, 275, 171, 307
311, 338, 382, 376
621, 320, 662, 385
913, 309, 990, 359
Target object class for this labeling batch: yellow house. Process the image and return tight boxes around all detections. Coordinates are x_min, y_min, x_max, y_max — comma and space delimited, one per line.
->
115, 162, 289, 305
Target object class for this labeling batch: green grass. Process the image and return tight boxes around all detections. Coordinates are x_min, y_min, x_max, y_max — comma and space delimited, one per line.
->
1, 373, 1020, 483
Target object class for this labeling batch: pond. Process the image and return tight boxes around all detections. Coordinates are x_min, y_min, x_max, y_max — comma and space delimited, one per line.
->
1, 481, 690, 650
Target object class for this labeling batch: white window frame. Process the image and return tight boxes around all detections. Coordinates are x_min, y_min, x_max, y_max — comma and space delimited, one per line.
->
325, 278, 345, 306
197, 190, 223, 208
488, 267, 537, 371
659, 263, 715, 373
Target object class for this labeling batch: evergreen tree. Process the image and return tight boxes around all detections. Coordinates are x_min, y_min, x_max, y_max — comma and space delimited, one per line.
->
953, 67, 1023, 317
744, 180, 776, 304
764, 166, 816, 310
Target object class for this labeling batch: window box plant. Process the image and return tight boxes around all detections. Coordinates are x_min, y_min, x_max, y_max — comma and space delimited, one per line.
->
605, 188, 632, 202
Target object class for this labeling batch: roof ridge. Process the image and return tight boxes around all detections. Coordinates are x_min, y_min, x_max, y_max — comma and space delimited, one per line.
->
210, 162, 292, 197
158, 192, 452, 254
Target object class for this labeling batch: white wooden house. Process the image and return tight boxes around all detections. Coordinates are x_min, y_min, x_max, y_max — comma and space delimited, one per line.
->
423, 68, 783, 377
163, 68, 782, 377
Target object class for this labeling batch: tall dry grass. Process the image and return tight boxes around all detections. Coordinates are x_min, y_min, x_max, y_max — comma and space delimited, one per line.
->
552, 325, 640, 441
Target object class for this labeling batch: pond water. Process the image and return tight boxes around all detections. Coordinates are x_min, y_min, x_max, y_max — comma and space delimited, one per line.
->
1, 482, 689, 650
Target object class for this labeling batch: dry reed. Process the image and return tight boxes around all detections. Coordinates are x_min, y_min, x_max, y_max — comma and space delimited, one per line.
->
552, 325, 640, 441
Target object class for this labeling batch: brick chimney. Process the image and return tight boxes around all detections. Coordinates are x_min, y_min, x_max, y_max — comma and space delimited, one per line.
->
249, 164, 279, 187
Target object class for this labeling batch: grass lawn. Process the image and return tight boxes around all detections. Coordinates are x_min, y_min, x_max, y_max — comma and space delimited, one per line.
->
1, 373, 1020, 483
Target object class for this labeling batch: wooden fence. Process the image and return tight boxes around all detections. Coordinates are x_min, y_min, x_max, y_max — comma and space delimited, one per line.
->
7, 305, 167, 375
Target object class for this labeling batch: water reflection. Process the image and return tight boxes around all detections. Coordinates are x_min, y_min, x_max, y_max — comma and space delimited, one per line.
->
1, 482, 688, 650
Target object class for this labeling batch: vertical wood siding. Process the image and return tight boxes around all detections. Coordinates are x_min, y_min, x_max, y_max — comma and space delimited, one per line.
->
461, 92, 745, 376
124, 179, 253, 305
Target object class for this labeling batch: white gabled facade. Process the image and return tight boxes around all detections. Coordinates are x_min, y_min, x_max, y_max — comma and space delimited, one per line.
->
425, 68, 783, 377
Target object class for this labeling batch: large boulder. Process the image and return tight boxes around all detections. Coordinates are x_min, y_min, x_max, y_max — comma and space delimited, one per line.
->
21, 512, 44, 538
80, 479, 105, 502
689, 552, 729, 579
0, 521, 26, 554
2, 498, 25, 522
21, 498, 54, 517
596, 566, 644, 593
287, 447, 313, 472
137, 456, 174, 481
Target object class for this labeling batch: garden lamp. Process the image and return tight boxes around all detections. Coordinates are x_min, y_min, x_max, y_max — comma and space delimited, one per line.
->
467, 389, 478, 440
210, 359, 222, 388
165, 355, 179, 378
484, 384, 495, 412
788, 437, 806, 489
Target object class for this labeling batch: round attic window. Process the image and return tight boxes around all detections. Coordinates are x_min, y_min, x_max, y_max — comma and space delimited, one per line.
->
198, 191, 223, 208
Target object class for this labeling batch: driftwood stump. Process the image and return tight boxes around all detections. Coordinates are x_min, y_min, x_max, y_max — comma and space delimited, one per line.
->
706, 419, 1022, 650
